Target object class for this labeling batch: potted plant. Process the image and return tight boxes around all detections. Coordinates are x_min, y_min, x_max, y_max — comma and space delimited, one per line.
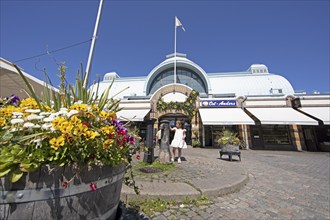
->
192, 140, 201, 148
0, 65, 138, 219
217, 130, 241, 151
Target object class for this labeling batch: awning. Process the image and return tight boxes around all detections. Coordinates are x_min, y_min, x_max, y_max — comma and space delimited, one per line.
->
246, 107, 318, 125
116, 109, 150, 121
0, 58, 58, 98
199, 108, 255, 125
298, 107, 330, 125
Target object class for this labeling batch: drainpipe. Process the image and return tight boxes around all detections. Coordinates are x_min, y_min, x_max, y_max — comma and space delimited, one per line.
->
202, 126, 205, 147
240, 96, 249, 149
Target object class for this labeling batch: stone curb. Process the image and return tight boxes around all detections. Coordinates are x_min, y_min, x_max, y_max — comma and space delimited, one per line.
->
201, 169, 249, 198
120, 164, 248, 202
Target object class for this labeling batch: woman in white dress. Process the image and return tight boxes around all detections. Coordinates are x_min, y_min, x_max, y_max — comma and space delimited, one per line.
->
170, 120, 187, 163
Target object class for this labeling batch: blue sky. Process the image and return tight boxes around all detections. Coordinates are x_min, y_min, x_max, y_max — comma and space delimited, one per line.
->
1, 0, 329, 94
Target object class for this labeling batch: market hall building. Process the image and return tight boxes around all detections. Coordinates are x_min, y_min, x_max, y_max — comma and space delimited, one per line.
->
1, 56, 329, 152
88, 53, 330, 152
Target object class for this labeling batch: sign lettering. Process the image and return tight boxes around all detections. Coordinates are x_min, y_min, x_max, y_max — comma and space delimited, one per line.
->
200, 100, 236, 107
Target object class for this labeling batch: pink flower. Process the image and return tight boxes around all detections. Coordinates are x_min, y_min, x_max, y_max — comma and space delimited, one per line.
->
82, 121, 90, 127
90, 182, 97, 191
129, 136, 135, 145
62, 181, 68, 189
118, 129, 126, 135
136, 155, 141, 160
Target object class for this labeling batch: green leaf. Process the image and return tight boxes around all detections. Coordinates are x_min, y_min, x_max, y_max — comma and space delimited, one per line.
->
9, 168, 24, 183
0, 167, 13, 177
20, 162, 39, 172
0, 162, 13, 172
16, 132, 45, 143
1, 130, 13, 142
13, 64, 45, 111
20, 164, 32, 172
0, 155, 14, 163
54, 151, 60, 160
61, 147, 68, 159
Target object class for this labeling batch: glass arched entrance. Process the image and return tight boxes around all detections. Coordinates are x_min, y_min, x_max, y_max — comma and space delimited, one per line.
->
148, 67, 207, 95
158, 114, 192, 145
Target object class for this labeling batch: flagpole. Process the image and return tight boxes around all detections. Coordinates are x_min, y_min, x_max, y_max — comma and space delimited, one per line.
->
174, 16, 177, 85
83, 0, 104, 88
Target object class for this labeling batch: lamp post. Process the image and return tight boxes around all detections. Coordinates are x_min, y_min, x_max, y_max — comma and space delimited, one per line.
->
83, 0, 104, 88
143, 119, 155, 163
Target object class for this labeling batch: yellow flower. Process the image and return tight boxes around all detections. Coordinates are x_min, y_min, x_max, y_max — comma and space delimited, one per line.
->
20, 98, 38, 109
73, 123, 88, 136
107, 112, 116, 120
103, 139, 114, 149
91, 104, 99, 112
52, 116, 66, 130
101, 125, 115, 135
69, 115, 81, 126
99, 111, 108, 119
64, 133, 76, 144
84, 111, 95, 119
0, 117, 6, 127
69, 103, 88, 111
59, 121, 73, 133
49, 136, 65, 150
84, 130, 99, 140
0, 106, 21, 117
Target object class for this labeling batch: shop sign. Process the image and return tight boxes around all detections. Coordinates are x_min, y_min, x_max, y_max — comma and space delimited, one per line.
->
200, 100, 236, 107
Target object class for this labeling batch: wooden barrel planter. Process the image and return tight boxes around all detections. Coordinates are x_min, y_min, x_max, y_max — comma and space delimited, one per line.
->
0, 164, 126, 220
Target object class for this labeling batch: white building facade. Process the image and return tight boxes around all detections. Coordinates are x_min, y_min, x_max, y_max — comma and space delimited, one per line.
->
90, 53, 330, 152
2, 55, 328, 152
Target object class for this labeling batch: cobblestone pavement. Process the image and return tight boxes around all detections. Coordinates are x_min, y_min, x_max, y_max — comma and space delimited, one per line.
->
130, 152, 228, 185
124, 148, 330, 220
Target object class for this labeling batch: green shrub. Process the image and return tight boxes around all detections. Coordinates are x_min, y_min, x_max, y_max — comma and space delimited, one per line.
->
192, 140, 201, 148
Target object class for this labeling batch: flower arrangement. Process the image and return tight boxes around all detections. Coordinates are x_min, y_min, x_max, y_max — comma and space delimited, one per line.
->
0, 65, 138, 192
192, 140, 201, 148
156, 90, 199, 118
217, 130, 240, 146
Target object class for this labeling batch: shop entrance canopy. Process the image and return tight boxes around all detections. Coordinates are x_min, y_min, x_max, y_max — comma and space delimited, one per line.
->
298, 107, 330, 125
246, 107, 318, 125
199, 108, 255, 125
116, 109, 150, 122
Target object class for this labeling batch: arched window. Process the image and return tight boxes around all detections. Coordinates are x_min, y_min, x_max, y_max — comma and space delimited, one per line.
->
148, 67, 207, 95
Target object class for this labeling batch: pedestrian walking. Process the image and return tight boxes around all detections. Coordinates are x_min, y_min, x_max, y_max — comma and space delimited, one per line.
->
170, 120, 187, 163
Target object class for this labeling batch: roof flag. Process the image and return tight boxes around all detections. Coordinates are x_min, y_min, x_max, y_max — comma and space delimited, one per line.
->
175, 16, 186, 31
174, 16, 185, 85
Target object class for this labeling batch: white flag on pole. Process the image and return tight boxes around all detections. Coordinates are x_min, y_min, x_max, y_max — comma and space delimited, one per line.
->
175, 16, 185, 31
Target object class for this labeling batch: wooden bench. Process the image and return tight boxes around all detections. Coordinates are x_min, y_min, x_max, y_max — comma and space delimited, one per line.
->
219, 144, 241, 161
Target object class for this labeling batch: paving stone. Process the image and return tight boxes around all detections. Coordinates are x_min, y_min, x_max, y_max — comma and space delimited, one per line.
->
121, 148, 330, 219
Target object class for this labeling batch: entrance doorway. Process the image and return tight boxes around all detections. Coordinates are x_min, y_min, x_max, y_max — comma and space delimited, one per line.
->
302, 127, 318, 151
158, 114, 192, 145
250, 126, 265, 150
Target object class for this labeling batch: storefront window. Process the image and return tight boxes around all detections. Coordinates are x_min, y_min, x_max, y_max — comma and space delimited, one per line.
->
262, 125, 291, 145
204, 125, 238, 147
